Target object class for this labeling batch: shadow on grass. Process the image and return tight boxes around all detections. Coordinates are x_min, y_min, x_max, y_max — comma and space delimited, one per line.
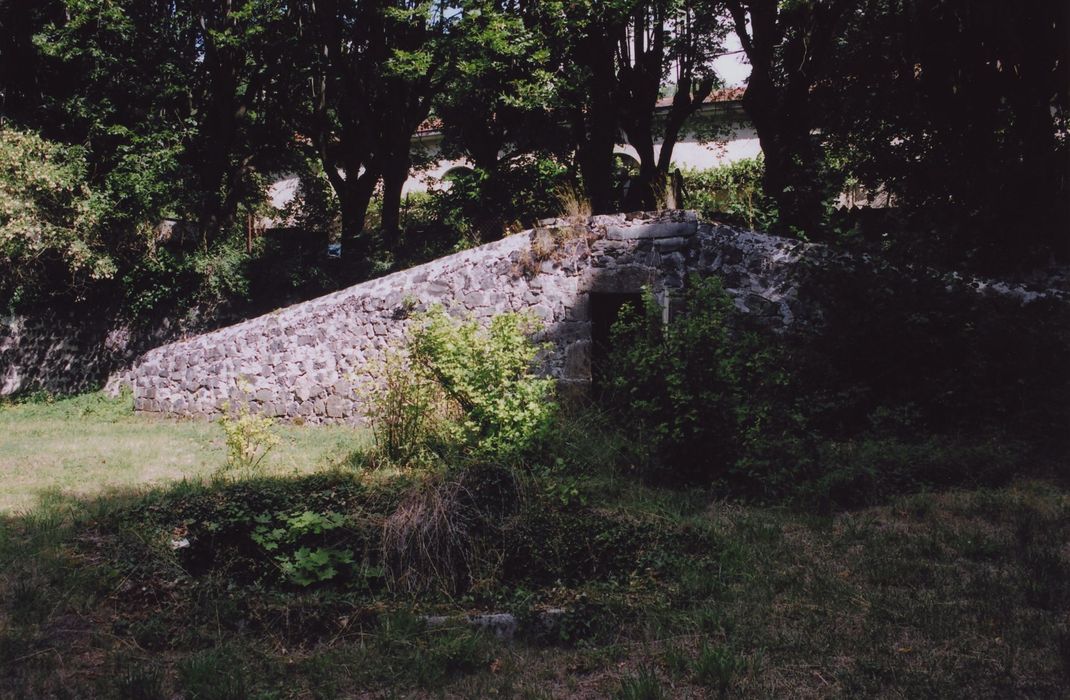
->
1, 467, 1069, 698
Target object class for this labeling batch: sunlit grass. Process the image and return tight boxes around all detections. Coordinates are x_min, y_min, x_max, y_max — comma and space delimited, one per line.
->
0, 391, 370, 513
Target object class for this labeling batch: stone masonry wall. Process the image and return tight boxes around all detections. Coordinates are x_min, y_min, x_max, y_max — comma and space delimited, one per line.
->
1, 313, 194, 397
128, 210, 1066, 423
131, 211, 823, 422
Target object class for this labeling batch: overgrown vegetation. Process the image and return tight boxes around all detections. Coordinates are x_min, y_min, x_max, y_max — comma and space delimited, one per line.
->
606, 272, 1067, 507
2, 271, 1067, 697
607, 276, 809, 488
0, 439, 1066, 696
218, 402, 281, 475
365, 307, 557, 469
0, 127, 111, 307
681, 158, 778, 231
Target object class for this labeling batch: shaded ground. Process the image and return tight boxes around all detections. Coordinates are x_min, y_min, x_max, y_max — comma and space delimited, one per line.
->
1, 467, 1067, 697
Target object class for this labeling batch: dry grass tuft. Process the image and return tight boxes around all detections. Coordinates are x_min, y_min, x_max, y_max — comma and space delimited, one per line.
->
382, 475, 479, 595
512, 186, 597, 279
557, 182, 593, 222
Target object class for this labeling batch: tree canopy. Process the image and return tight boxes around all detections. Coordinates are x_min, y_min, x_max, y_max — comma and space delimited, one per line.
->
0, 0, 1065, 313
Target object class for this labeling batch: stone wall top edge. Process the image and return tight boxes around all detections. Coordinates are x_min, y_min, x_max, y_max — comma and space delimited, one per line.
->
138, 226, 537, 359
138, 211, 709, 360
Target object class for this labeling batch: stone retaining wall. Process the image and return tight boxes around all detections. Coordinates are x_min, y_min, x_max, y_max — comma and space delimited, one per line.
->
0, 314, 189, 397
130, 211, 825, 423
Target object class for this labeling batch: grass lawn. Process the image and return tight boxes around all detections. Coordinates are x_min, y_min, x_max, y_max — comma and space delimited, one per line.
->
0, 394, 1067, 698
0, 393, 369, 513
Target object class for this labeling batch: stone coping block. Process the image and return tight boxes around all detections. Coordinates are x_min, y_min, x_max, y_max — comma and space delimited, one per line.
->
601, 210, 698, 240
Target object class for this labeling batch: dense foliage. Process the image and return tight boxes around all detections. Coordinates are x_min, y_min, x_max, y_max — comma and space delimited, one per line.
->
607, 277, 808, 487
680, 157, 777, 230
1, 0, 1064, 315
0, 128, 111, 305
366, 307, 557, 465
607, 271, 1068, 503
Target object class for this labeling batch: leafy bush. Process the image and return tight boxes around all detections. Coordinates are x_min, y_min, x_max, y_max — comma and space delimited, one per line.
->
607, 276, 811, 486
681, 158, 778, 231
430, 155, 568, 242
797, 262, 1070, 443
363, 350, 455, 466
218, 403, 280, 474
121, 234, 254, 319
403, 307, 557, 462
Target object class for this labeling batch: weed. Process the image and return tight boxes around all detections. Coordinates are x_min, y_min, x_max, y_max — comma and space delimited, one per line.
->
557, 182, 592, 223
218, 402, 280, 475
661, 643, 691, 679
614, 666, 665, 700
382, 475, 480, 594
108, 658, 167, 700
178, 646, 249, 700
362, 349, 453, 467
251, 509, 376, 587
693, 642, 743, 695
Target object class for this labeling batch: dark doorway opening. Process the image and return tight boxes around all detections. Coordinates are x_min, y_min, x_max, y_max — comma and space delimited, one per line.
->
589, 292, 644, 395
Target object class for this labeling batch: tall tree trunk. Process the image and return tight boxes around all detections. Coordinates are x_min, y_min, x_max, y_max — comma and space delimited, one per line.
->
744, 77, 825, 237
621, 125, 659, 211
657, 77, 715, 175
576, 112, 617, 215
338, 171, 379, 269
379, 155, 410, 251
727, 0, 841, 239
571, 29, 619, 215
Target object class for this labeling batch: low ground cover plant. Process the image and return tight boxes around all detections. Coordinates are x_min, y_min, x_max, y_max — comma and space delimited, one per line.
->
2, 463, 1066, 697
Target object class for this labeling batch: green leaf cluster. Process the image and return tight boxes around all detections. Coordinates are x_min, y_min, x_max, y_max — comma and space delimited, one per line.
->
0, 127, 113, 306
251, 509, 379, 587
681, 158, 779, 231
402, 307, 558, 463
368, 308, 556, 466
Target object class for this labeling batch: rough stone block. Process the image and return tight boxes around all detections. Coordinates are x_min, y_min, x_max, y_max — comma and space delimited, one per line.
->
325, 397, 346, 418
605, 211, 697, 240
563, 340, 591, 380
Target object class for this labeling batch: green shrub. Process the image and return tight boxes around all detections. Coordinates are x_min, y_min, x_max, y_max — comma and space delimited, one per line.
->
607, 276, 812, 487
218, 402, 280, 475
363, 349, 455, 466
798, 262, 1070, 444
681, 158, 778, 231
405, 307, 557, 462
121, 234, 254, 320
431, 155, 569, 242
